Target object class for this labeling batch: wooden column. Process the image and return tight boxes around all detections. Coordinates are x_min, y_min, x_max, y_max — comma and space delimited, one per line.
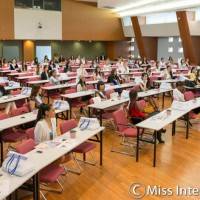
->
23, 40, 35, 62
131, 16, 147, 59
176, 11, 197, 64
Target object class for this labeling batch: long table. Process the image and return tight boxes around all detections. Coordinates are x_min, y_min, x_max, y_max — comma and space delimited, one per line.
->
136, 98, 200, 167
0, 106, 69, 164
0, 126, 104, 200
88, 88, 173, 126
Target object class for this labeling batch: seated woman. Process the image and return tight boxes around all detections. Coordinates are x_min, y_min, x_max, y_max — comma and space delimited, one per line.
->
128, 89, 165, 143
41, 65, 49, 80
189, 67, 196, 82
107, 69, 121, 85
139, 73, 151, 91
34, 103, 57, 144
196, 69, 200, 85
95, 81, 107, 100
28, 85, 44, 111
77, 76, 87, 92
163, 65, 174, 80
94, 66, 103, 81
173, 81, 200, 114
9, 58, 19, 71
139, 73, 158, 111
0, 85, 17, 114
49, 69, 60, 85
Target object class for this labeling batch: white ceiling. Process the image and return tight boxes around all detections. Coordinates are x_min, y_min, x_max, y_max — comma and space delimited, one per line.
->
77, 0, 200, 16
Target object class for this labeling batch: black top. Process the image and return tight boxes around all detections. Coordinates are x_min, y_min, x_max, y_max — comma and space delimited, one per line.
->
10, 64, 19, 70
40, 72, 49, 80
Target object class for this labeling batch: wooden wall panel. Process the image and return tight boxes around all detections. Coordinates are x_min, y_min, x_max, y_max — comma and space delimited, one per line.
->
176, 11, 197, 64
23, 40, 35, 62
143, 37, 158, 60
0, 0, 14, 39
106, 41, 129, 60
62, 0, 125, 41
131, 17, 146, 58
191, 36, 200, 65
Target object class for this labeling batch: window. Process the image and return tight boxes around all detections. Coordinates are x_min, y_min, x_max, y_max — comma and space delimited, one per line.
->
168, 37, 174, 43
178, 47, 183, 53
178, 37, 182, 42
122, 16, 132, 26
129, 46, 134, 51
15, 0, 32, 8
33, 0, 43, 9
146, 12, 177, 24
36, 46, 52, 63
15, 0, 61, 11
44, 0, 61, 11
168, 47, 173, 53
195, 7, 200, 21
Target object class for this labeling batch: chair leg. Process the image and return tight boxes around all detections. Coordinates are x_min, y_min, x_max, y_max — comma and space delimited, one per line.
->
64, 153, 82, 175
111, 136, 135, 157
40, 179, 63, 193
40, 191, 47, 200
75, 151, 97, 166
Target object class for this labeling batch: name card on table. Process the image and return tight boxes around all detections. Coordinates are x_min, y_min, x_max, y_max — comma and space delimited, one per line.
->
78, 117, 100, 131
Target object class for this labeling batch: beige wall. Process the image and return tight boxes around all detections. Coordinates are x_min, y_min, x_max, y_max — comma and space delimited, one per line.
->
62, 0, 125, 41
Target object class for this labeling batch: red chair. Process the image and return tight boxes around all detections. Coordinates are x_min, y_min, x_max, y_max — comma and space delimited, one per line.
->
0, 113, 27, 163
25, 127, 35, 139
112, 109, 138, 156
65, 88, 87, 118
60, 120, 96, 174
184, 91, 199, 119
15, 139, 65, 199
43, 83, 60, 100
10, 106, 29, 117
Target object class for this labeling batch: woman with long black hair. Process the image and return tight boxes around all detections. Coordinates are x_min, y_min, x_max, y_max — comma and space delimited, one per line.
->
34, 103, 57, 144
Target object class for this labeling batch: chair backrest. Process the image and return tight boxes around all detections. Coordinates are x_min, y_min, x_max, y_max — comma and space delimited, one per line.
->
105, 89, 114, 99
60, 119, 77, 134
112, 109, 128, 132
0, 113, 8, 120
15, 139, 35, 154
137, 100, 146, 111
10, 106, 29, 117
65, 88, 76, 94
10, 90, 21, 95
87, 84, 94, 90
25, 127, 35, 140
184, 91, 195, 101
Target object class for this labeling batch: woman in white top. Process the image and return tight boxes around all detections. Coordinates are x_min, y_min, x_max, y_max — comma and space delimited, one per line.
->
29, 85, 44, 110
34, 104, 57, 144
49, 69, 60, 85
173, 81, 185, 101
163, 65, 174, 80
94, 66, 103, 81
76, 64, 88, 78
77, 76, 87, 92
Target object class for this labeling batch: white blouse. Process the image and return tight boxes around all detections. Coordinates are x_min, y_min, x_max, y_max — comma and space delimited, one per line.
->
173, 88, 185, 102
34, 118, 57, 144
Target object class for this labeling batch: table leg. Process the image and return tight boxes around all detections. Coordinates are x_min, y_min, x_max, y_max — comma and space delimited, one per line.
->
88, 107, 91, 118
33, 173, 40, 200
69, 100, 72, 119
136, 128, 140, 162
153, 131, 157, 167
162, 92, 165, 109
186, 113, 189, 139
47, 91, 50, 104
99, 110, 103, 126
0, 140, 3, 166
172, 121, 176, 136
100, 131, 103, 166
